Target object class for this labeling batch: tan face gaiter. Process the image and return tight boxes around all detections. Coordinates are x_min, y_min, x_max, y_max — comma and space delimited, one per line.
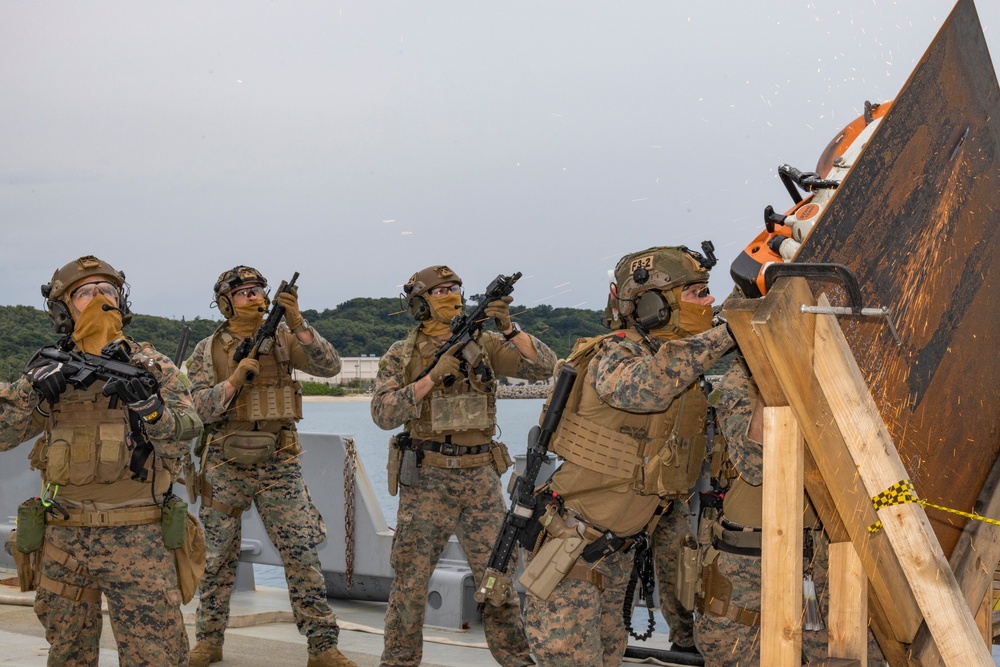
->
677, 301, 715, 336
229, 302, 266, 338
420, 293, 463, 337
72, 294, 124, 355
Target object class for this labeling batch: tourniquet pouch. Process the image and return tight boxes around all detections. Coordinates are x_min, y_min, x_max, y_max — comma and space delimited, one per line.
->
279, 428, 302, 457
9, 530, 39, 592
518, 533, 586, 601
489, 441, 513, 475
429, 393, 491, 432
174, 513, 206, 604
221, 431, 278, 464
387, 435, 402, 497
161, 497, 188, 549
16, 498, 46, 553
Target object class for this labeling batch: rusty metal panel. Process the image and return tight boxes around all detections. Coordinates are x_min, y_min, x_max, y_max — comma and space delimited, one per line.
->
793, 0, 1000, 556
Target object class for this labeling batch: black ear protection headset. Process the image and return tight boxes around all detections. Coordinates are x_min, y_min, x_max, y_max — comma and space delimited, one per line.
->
403, 283, 432, 321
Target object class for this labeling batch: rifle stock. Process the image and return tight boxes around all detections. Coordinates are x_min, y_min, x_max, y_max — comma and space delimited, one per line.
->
475, 364, 577, 608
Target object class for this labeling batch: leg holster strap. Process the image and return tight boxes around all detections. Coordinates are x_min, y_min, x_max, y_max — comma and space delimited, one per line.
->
43, 541, 88, 575
199, 478, 244, 518
697, 594, 761, 627
38, 574, 102, 603
563, 562, 605, 592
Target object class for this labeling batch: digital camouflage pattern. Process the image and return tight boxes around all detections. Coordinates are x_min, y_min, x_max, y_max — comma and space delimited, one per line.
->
696, 361, 884, 666
0, 339, 199, 667
652, 498, 695, 648
186, 323, 343, 656
193, 444, 337, 653
526, 324, 733, 666
35, 524, 187, 667
590, 326, 732, 412
523, 548, 633, 667
371, 329, 556, 428
372, 327, 555, 667
383, 465, 531, 667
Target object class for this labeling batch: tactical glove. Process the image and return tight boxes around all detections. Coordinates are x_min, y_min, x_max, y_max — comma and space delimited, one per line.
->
485, 295, 514, 333
25, 361, 68, 404
110, 375, 165, 424
274, 290, 304, 331
229, 358, 260, 390
428, 351, 462, 386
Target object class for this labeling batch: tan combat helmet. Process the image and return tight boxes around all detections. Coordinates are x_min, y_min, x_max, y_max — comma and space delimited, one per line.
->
402, 265, 462, 321
213, 265, 269, 318
41, 255, 131, 334
609, 246, 711, 333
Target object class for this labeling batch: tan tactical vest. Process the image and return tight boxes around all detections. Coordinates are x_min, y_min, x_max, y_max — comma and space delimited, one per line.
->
401, 328, 497, 446
548, 331, 708, 536
30, 384, 169, 504
210, 329, 304, 435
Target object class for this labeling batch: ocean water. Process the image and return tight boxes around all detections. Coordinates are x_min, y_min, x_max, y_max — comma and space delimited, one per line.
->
255, 397, 544, 584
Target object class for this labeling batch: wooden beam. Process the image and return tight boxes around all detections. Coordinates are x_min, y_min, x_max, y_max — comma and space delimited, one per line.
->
726, 284, 921, 646
828, 542, 868, 667
909, 452, 1000, 664
755, 278, 991, 664
762, 406, 804, 666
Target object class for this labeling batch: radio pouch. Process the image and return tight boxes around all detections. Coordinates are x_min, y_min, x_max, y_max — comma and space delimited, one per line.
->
387, 435, 402, 497
161, 496, 188, 550
16, 498, 46, 554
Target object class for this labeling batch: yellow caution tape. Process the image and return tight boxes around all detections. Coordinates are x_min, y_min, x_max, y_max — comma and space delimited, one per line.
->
868, 479, 1000, 534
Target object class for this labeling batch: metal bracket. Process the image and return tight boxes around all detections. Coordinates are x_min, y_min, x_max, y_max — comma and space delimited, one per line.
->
764, 262, 902, 346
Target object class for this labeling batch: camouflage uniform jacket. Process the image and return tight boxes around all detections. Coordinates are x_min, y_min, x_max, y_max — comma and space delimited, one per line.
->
186, 322, 340, 428
0, 338, 200, 506
371, 327, 557, 433
550, 324, 733, 536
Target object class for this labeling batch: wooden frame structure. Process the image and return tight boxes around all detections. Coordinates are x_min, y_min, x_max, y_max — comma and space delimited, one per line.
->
725, 277, 1000, 666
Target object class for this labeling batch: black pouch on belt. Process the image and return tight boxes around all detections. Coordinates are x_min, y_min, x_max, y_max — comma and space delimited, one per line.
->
581, 530, 626, 563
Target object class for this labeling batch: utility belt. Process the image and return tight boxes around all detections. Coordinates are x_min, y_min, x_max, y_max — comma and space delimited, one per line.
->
10, 494, 199, 602
387, 432, 512, 495
689, 513, 824, 629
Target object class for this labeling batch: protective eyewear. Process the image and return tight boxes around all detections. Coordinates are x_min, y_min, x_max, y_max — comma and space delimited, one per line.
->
428, 284, 462, 297
683, 283, 711, 299
232, 285, 266, 300
70, 281, 119, 302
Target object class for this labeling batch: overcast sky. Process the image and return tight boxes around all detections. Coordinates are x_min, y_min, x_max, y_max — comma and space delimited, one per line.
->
2, 1, 996, 321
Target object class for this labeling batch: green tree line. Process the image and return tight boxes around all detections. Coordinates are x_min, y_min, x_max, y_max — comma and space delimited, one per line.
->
0, 298, 610, 381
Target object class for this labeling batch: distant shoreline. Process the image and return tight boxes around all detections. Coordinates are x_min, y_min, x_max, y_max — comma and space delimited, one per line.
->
302, 385, 550, 403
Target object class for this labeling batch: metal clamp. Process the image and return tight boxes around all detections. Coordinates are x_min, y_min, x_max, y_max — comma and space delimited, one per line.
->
765, 262, 902, 346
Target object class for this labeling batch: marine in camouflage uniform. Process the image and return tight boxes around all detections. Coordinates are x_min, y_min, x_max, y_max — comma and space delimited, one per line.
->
522, 246, 733, 667
371, 265, 556, 667
0, 255, 203, 667
695, 356, 884, 666
186, 266, 354, 667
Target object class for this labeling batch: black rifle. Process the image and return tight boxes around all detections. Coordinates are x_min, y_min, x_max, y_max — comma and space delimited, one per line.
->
225, 272, 299, 414
414, 272, 521, 387
475, 364, 577, 608
27, 344, 161, 480
174, 325, 192, 366
29, 346, 159, 404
